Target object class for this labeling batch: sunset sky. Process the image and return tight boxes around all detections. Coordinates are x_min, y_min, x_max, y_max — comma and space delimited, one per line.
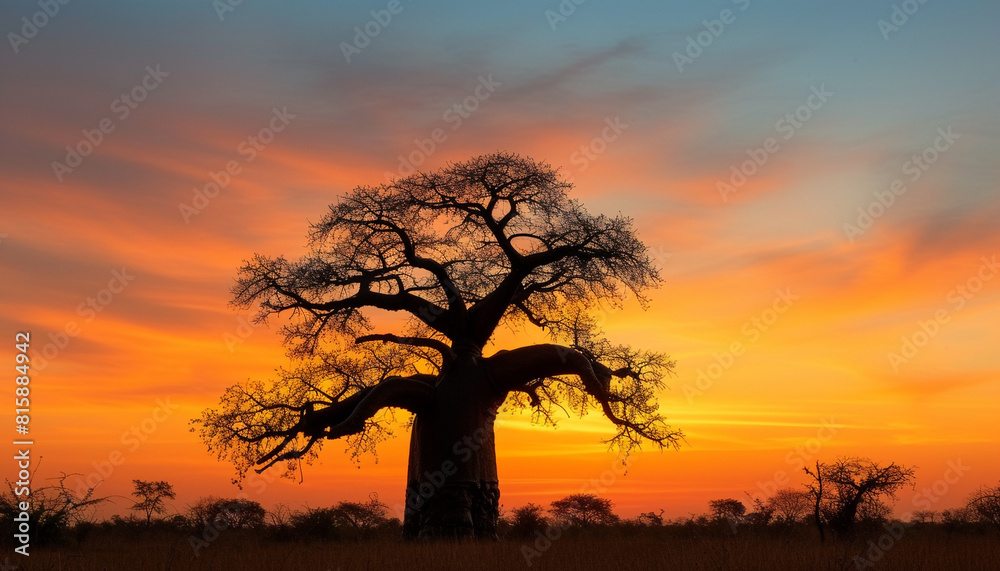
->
2, 0, 999, 521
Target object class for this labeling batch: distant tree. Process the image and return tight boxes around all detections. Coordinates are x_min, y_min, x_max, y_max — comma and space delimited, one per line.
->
685, 513, 711, 527
766, 488, 810, 524
508, 503, 548, 538
0, 472, 110, 546
266, 503, 293, 528
331, 494, 391, 536
129, 480, 176, 525
804, 457, 916, 534
636, 509, 665, 527
709, 498, 746, 523
941, 506, 974, 536
744, 495, 773, 526
289, 506, 340, 540
911, 510, 937, 524
287, 495, 393, 540
166, 514, 189, 529
188, 497, 266, 530
550, 494, 618, 527
967, 482, 1000, 531
107, 514, 143, 529
803, 461, 826, 540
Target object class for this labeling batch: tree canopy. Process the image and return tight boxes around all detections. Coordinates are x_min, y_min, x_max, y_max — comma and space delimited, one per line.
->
194, 152, 680, 483
804, 456, 916, 534
130, 480, 176, 525
550, 493, 619, 527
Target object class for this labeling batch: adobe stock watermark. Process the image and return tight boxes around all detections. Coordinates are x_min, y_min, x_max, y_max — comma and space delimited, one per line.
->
340, 0, 412, 63
392, 418, 498, 520
30, 268, 136, 372
223, 315, 261, 353
843, 126, 958, 242
672, 0, 751, 73
718, 84, 833, 202
7, 0, 72, 54
188, 391, 283, 555
383, 74, 501, 183
748, 417, 839, 506
588, 246, 671, 331
852, 459, 970, 569
212, 0, 246, 22
566, 116, 628, 177
189, 483, 279, 555
72, 397, 180, 497
188, 467, 278, 555
684, 288, 799, 403
878, 0, 931, 41
179, 106, 296, 223
521, 454, 632, 567
544, 0, 590, 31
51, 65, 169, 181
887, 255, 997, 373
648, 245, 673, 273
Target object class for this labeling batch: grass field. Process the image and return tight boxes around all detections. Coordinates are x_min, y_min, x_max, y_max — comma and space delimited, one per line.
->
9, 527, 1000, 571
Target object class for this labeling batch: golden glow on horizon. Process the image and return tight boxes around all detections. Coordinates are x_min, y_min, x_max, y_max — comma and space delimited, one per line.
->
4, 96, 999, 521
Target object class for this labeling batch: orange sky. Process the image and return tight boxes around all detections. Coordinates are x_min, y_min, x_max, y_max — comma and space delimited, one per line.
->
2, 1, 999, 521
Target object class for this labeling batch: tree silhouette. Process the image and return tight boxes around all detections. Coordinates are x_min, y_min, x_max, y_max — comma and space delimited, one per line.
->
330, 494, 392, 537
508, 503, 548, 538
129, 480, 176, 526
188, 497, 266, 530
0, 472, 109, 546
708, 498, 746, 523
941, 506, 974, 537
550, 494, 618, 527
803, 460, 826, 541
765, 488, 810, 524
967, 482, 1000, 531
636, 509, 665, 526
286, 495, 392, 540
804, 457, 915, 534
709, 497, 747, 533
194, 152, 680, 539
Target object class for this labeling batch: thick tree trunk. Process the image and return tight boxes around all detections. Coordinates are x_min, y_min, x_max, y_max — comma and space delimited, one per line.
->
401, 352, 505, 540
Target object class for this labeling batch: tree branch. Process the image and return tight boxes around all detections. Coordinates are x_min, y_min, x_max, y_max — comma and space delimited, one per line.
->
354, 334, 456, 365
485, 344, 677, 448
254, 374, 435, 471
358, 216, 468, 319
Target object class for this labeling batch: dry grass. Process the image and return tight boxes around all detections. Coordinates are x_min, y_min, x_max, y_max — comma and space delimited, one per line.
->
11, 527, 1000, 571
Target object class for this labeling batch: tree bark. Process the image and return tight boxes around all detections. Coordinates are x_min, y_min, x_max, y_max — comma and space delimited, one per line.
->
401, 352, 505, 540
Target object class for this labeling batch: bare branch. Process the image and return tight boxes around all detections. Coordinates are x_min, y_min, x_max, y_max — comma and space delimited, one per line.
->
487, 343, 681, 451
355, 333, 456, 364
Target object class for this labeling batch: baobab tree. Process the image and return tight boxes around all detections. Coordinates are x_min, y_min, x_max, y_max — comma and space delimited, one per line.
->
195, 153, 681, 539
